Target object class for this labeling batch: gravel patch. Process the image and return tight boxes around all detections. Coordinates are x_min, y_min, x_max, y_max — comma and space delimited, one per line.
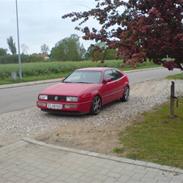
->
0, 79, 182, 153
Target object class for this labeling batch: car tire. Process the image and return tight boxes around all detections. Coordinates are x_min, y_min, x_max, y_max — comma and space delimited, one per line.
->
121, 86, 130, 102
41, 109, 47, 112
90, 96, 102, 115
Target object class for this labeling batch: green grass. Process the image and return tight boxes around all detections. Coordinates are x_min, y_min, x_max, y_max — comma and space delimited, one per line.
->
167, 73, 183, 80
0, 73, 67, 85
0, 60, 158, 85
114, 99, 183, 169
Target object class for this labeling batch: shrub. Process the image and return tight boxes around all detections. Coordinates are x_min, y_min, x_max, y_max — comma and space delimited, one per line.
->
0, 55, 45, 64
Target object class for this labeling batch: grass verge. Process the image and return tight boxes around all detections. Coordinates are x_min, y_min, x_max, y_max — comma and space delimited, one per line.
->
114, 99, 183, 169
0, 73, 67, 85
167, 73, 183, 80
0, 60, 158, 85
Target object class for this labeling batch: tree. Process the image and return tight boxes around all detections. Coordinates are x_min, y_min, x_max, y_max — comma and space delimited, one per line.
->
0, 48, 7, 56
51, 34, 85, 61
41, 44, 49, 56
80, 44, 87, 59
7, 36, 16, 55
105, 48, 117, 60
63, 0, 183, 70
90, 45, 104, 62
86, 42, 117, 61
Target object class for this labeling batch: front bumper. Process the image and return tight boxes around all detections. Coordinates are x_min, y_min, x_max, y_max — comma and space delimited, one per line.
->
37, 100, 92, 113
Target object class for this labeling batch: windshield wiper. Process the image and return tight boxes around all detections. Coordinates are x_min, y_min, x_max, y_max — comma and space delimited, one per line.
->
63, 81, 93, 84
75, 82, 91, 84
63, 81, 74, 83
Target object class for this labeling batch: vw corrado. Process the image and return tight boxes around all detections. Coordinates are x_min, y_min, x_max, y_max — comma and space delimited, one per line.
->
37, 67, 129, 115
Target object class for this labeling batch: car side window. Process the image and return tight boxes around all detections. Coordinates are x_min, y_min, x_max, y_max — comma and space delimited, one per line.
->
112, 70, 123, 80
104, 70, 114, 80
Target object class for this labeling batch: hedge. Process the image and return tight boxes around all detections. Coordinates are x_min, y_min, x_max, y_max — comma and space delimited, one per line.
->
0, 55, 45, 64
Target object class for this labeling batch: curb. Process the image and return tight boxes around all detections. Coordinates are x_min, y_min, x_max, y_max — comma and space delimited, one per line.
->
0, 78, 62, 90
124, 67, 162, 73
22, 137, 183, 175
0, 67, 162, 90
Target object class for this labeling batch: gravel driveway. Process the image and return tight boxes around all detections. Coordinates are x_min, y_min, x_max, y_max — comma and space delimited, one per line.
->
0, 79, 182, 154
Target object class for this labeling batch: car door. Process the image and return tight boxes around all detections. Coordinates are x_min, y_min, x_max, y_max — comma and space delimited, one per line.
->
101, 69, 116, 104
111, 69, 125, 99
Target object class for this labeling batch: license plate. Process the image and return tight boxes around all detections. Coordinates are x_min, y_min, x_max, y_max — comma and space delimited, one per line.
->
47, 103, 63, 110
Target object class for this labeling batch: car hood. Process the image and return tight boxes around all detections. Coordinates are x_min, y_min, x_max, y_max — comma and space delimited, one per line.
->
41, 82, 101, 96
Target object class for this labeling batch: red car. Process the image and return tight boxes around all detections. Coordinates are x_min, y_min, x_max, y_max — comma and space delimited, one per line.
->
37, 67, 129, 115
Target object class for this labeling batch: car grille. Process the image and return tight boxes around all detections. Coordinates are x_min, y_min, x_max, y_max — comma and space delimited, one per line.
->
48, 95, 66, 102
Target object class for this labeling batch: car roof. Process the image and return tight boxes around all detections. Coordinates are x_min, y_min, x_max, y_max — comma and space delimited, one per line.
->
77, 67, 114, 72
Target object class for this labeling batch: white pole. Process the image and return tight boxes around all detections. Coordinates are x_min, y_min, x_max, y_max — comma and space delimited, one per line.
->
15, 0, 22, 79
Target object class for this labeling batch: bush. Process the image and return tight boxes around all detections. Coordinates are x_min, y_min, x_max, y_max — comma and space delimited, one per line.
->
0, 55, 17, 64
0, 55, 45, 64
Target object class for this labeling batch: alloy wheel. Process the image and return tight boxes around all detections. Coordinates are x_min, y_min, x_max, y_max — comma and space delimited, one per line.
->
91, 96, 102, 115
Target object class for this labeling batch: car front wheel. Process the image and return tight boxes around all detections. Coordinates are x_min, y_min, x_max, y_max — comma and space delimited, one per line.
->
90, 96, 102, 115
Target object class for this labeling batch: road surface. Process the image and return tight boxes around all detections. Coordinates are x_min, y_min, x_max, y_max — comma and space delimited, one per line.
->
0, 68, 181, 114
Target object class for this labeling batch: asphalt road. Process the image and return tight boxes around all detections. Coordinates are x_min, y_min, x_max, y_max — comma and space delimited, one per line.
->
0, 68, 181, 114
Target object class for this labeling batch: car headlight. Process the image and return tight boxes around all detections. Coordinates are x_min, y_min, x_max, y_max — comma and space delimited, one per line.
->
39, 95, 48, 100
66, 96, 78, 102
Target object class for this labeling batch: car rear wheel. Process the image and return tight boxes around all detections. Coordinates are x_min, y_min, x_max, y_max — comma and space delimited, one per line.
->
90, 96, 102, 115
121, 86, 129, 102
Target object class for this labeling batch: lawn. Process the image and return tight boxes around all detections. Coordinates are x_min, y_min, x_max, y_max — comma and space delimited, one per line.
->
114, 98, 183, 169
167, 73, 183, 80
0, 60, 158, 85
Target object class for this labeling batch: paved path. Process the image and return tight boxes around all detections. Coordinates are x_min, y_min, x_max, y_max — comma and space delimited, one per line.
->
0, 68, 181, 114
0, 139, 183, 183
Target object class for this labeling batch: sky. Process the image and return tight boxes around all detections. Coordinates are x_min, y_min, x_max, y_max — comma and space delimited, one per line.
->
0, 0, 98, 54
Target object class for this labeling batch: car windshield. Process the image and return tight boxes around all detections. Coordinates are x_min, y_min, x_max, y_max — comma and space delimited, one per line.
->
63, 70, 102, 84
